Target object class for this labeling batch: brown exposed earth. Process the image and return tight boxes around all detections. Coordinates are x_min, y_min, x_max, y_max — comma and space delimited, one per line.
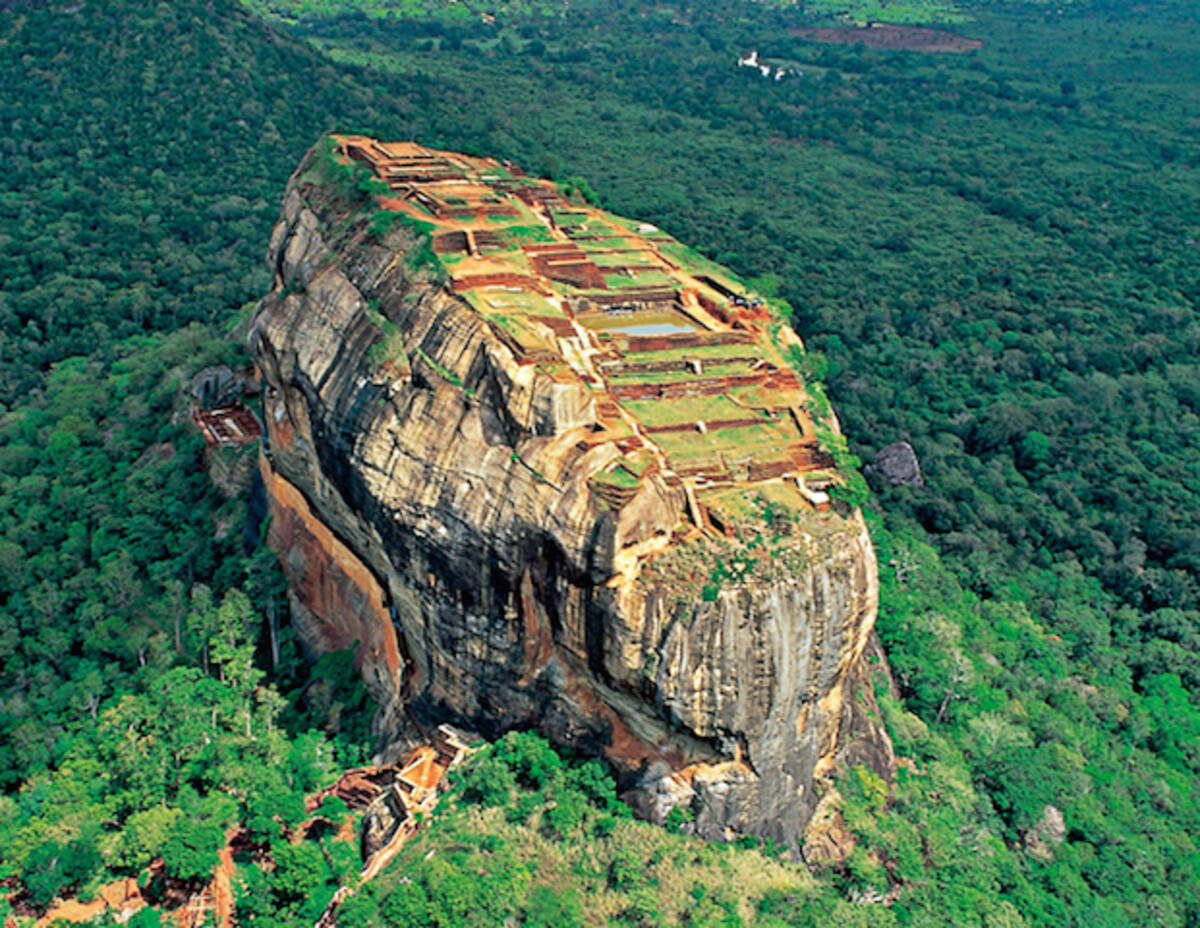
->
790, 23, 983, 53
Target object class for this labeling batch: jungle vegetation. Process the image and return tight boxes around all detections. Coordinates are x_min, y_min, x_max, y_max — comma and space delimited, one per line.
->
0, 0, 1197, 924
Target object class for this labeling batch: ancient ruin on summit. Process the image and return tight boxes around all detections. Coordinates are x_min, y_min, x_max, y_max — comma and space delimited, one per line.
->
334, 134, 838, 530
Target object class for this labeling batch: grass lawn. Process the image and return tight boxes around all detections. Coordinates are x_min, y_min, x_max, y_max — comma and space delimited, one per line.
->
623, 394, 746, 428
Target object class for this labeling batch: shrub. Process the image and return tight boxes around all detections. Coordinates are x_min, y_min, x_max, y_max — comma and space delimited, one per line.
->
160, 818, 224, 885
493, 731, 562, 790
22, 838, 102, 908
523, 884, 584, 928
458, 752, 517, 806
665, 805, 694, 832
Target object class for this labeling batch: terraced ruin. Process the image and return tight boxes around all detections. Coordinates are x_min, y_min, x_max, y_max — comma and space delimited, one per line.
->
335, 135, 840, 536
255, 136, 884, 849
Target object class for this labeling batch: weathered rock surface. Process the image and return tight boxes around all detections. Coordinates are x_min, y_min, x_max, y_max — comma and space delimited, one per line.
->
866, 440, 924, 488
250, 145, 892, 850
801, 789, 856, 865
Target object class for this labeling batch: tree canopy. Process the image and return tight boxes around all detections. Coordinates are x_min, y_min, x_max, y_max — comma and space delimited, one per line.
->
1, 0, 1198, 923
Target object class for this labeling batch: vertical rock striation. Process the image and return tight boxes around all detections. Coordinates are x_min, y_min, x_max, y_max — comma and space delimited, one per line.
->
250, 141, 892, 851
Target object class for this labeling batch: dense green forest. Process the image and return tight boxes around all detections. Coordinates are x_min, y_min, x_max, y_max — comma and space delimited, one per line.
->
0, 0, 417, 911
1, 0, 1198, 925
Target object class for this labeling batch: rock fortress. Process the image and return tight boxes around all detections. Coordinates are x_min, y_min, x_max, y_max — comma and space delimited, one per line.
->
250, 135, 893, 853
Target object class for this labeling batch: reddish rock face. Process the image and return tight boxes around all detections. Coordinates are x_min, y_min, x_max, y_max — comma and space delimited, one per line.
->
251, 141, 892, 852
260, 459, 404, 701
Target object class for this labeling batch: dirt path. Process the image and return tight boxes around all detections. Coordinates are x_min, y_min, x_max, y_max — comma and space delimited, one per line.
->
211, 838, 236, 928
35, 898, 107, 927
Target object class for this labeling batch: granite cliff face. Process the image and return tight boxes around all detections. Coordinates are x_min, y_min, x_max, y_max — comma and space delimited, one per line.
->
250, 138, 892, 851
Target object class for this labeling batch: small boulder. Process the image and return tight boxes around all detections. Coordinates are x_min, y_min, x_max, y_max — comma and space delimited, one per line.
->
191, 364, 238, 408
866, 441, 924, 488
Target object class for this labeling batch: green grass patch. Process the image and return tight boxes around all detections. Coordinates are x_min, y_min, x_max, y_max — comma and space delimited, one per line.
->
602, 269, 676, 290
623, 343, 758, 365
497, 223, 555, 247
585, 250, 655, 269
623, 394, 745, 428
653, 422, 792, 464
592, 463, 640, 489
299, 135, 388, 204
363, 305, 408, 373
656, 239, 746, 284
550, 209, 590, 226
477, 289, 562, 317
364, 208, 445, 281
804, 0, 967, 23
606, 361, 752, 386
581, 234, 637, 250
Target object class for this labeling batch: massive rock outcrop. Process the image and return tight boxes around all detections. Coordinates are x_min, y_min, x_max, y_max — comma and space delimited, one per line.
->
250, 137, 891, 852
